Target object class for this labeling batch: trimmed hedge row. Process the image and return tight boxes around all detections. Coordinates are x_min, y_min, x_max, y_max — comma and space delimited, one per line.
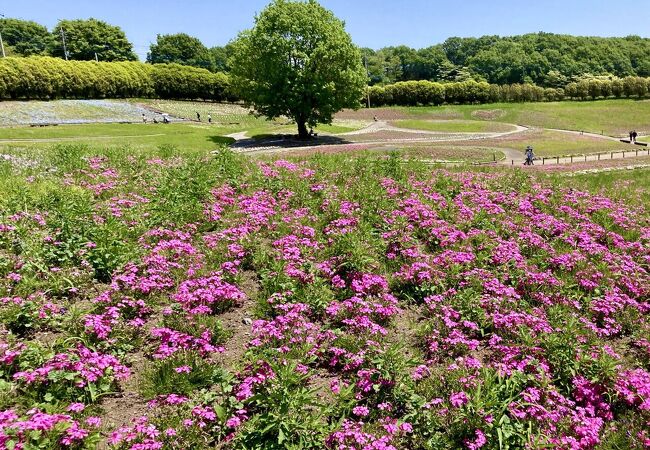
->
0, 56, 231, 101
368, 77, 650, 106
2, 57, 649, 106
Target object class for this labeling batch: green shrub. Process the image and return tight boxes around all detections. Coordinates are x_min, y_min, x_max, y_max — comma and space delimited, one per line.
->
0, 56, 229, 101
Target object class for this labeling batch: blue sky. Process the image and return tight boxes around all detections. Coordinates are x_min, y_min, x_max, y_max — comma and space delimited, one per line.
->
5, 0, 650, 60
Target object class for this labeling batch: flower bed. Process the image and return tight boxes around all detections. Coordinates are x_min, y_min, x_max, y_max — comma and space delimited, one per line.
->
0, 147, 648, 449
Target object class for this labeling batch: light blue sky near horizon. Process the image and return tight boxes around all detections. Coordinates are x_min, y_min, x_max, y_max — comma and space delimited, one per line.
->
4, 0, 650, 61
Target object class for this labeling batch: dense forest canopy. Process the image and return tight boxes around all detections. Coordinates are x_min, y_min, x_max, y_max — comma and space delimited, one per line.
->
362, 34, 650, 86
2, 16, 650, 85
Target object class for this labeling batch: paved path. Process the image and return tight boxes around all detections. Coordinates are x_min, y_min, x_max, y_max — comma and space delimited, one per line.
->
227, 120, 650, 167
229, 121, 530, 155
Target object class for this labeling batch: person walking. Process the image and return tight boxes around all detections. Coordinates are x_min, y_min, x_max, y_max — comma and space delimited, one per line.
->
208, 114, 212, 124
632, 130, 638, 143
142, 113, 147, 124
629, 131, 634, 143
525, 146, 535, 165
196, 112, 201, 122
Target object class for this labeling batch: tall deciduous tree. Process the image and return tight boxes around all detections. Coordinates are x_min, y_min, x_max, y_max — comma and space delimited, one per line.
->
147, 33, 214, 71
229, 0, 366, 139
0, 18, 50, 56
49, 19, 137, 61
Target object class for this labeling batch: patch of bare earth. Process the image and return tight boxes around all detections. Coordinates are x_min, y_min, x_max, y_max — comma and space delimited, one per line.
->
335, 108, 462, 121
98, 351, 149, 444
387, 305, 426, 356
471, 109, 506, 120
345, 130, 459, 142
215, 270, 260, 371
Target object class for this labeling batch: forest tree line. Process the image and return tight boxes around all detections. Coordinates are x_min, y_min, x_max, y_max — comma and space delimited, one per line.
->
2, 17, 650, 87
2, 56, 649, 106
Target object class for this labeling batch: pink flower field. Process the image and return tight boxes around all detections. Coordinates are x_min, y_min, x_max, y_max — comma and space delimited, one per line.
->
0, 148, 648, 449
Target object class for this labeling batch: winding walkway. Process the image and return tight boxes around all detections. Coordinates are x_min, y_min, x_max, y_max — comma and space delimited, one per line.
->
227, 120, 650, 167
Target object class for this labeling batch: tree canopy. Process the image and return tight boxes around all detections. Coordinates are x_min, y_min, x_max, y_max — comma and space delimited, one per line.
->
147, 33, 214, 71
229, 0, 366, 139
0, 18, 50, 56
48, 19, 137, 61
365, 34, 650, 87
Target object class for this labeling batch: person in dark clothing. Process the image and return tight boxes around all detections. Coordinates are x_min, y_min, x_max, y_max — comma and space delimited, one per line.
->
196, 112, 201, 122
630, 131, 634, 142
208, 114, 212, 124
632, 131, 638, 143
525, 146, 535, 165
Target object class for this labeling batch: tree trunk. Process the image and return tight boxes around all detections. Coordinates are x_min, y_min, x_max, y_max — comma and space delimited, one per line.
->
297, 119, 310, 140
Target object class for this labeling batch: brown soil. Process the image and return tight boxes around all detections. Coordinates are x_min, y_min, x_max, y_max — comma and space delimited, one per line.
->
308, 368, 339, 405
335, 108, 462, 121
98, 351, 149, 443
344, 130, 457, 142
471, 109, 506, 120
215, 270, 260, 371
387, 305, 425, 350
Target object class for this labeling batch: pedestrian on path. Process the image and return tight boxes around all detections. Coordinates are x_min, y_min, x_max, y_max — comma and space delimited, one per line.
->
142, 113, 147, 124
632, 130, 638, 143
524, 146, 535, 165
208, 114, 212, 124
196, 112, 201, 122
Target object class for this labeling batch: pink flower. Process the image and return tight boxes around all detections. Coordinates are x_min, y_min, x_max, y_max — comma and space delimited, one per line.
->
465, 429, 487, 450
67, 403, 85, 413
85, 416, 102, 427
450, 392, 469, 408
352, 406, 370, 417
226, 416, 241, 428
174, 365, 192, 374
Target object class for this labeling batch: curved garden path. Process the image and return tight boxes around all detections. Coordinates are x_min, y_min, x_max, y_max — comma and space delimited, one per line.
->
229, 120, 650, 167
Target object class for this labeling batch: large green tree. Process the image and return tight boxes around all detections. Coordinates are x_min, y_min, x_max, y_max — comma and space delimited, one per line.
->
229, 0, 366, 139
0, 18, 50, 56
147, 33, 214, 71
209, 44, 234, 72
49, 19, 136, 61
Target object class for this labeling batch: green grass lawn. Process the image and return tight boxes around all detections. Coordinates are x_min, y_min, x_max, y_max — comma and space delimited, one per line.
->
391, 119, 515, 133
460, 100, 650, 137
0, 123, 234, 151
549, 166, 650, 206
340, 99, 650, 137
133, 99, 365, 136
513, 130, 632, 157
419, 129, 633, 158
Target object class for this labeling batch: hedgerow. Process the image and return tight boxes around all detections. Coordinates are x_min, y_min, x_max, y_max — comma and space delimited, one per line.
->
0, 56, 230, 101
